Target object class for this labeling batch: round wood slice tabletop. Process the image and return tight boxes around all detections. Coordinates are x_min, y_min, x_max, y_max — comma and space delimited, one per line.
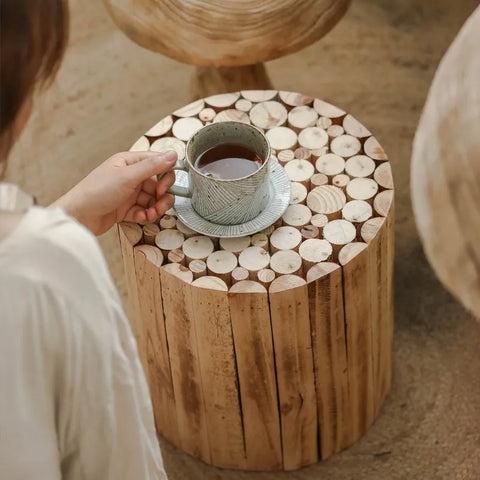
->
129, 90, 394, 285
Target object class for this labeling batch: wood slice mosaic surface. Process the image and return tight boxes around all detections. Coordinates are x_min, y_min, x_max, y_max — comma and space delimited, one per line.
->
120, 91, 394, 471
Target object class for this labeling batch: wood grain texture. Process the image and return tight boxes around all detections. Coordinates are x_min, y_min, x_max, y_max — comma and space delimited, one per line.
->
269, 284, 318, 469
229, 287, 283, 470
160, 268, 211, 462
411, 6, 480, 319
133, 245, 179, 444
190, 284, 246, 468
308, 266, 349, 458
341, 246, 375, 445
118, 222, 143, 342
104, 0, 351, 66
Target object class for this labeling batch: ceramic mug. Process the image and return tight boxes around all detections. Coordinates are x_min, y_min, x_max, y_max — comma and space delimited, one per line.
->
160, 121, 272, 225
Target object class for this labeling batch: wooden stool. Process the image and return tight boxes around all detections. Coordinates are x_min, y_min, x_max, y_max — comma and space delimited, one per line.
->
103, 0, 351, 98
119, 91, 395, 471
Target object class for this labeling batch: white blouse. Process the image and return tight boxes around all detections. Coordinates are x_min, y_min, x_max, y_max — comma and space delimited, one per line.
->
0, 207, 167, 480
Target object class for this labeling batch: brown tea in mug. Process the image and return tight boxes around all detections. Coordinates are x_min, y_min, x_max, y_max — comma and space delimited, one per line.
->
194, 143, 263, 180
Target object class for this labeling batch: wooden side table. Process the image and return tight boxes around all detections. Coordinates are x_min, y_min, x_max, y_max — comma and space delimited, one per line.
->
119, 91, 395, 471
103, 0, 351, 98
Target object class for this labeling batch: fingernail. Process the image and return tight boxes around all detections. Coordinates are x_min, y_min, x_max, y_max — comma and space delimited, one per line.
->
159, 150, 177, 163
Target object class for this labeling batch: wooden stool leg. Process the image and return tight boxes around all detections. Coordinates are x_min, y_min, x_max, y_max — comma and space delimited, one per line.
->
191, 63, 273, 99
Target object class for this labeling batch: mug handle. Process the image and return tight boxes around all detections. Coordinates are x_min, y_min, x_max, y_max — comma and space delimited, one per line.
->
158, 159, 191, 198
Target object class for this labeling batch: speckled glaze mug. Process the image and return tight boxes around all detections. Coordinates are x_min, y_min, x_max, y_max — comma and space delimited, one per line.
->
161, 121, 272, 225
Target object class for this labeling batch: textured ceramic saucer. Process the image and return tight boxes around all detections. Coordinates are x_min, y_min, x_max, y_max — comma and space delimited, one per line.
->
174, 158, 291, 238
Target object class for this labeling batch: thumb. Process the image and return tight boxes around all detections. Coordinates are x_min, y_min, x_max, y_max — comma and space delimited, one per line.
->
125, 150, 177, 182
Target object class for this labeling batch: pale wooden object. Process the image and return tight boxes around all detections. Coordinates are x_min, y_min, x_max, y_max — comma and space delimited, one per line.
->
307, 265, 349, 457
173, 99, 205, 118
300, 225, 320, 240
270, 250, 303, 275
270, 226, 302, 252
162, 262, 194, 283
118, 91, 395, 471
298, 127, 329, 150
190, 281, 244, 467
306, 185, 346, 216
373, 162, 394, 188
214, 109, 250, 124
176, 219, 197, 238
332, 174, 350, 189
299, 238, 333, 270
310, 173, 329, 189
231, 266, 250, 284
199, 107, 216, 122
373, 190, 394, 217
317, 116, 333, 129
323, 219, 357, 255
346, 178, 379, 201
315, 153, 345, 176
342, 114, 371, 138
330, 134, 361, 157
282, 204, 312, 228
189, 259, 207, 279
235, 98, 252, 112
313, 98, 345, 119
326, 124, 344, 138
361, 217, 385, 244
160, 266, 210, 460
305, 261, 339, 282
410, 9, 480, 318
167, 248, 185, 265
192, 276, 229, 291
290, 182, 308, 205
145, 115, 173, 136
155, 229, 185, 253
257, 268, 276, 288
229, 281, 282, 469
143, 223, 160, 245
269, 281, 318, 469
277, 149, 295, 165
345, 155, 375, 178
183, 235, 215, 262
159, 214, 176, 230
284, 159, 315, 185
364, 136, 388, 160
206, 250, 238, 286
288, 106, 318, 130
220, 236, 251, 255
133, 245, 178, 443
250, 101, 288, 129
266, 126, 298, 150
294, 147, 312, 160
130, 135, 149, 151
311, 213, 329, 228
251, 233, 269, 251
238, 246, 271, 278
342, 200, 373, 223
105, 1, 351, 98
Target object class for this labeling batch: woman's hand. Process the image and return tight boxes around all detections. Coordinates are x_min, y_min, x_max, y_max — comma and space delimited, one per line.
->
52, 150, 177, 235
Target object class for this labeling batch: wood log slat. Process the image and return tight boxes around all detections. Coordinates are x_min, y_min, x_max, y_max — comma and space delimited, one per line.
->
190, 284, 246, 468
269, 283, 318, 469
229, 285, 283, 470
308, 266, 349, 457
133, 246, 179, 445
161, 268, 211, 461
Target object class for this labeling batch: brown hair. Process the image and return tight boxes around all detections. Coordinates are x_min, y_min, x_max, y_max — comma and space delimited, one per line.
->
0, 0, 69, 160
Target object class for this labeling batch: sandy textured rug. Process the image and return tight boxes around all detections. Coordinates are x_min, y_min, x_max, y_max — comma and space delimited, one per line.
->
7, 0, 480, 478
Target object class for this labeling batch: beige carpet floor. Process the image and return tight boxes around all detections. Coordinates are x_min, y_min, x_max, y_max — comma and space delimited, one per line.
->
6, 0, 480, 478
